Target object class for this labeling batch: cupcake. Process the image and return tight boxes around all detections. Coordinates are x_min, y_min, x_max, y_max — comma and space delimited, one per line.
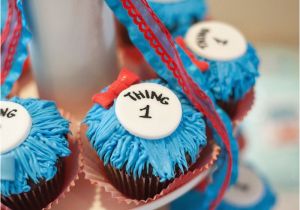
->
177, 21, 259, 119
82, 69, 210, 200
218, 164, 276, 210
170, 163, 276, 210
148, 0, 208, 36
1, 97, 71, 210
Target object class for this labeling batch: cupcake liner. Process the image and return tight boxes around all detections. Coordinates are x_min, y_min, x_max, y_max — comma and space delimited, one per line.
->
80, 125, 220, 206
1, 203, 12, 210
232, 88, 255, 124
194, 176, 211, 192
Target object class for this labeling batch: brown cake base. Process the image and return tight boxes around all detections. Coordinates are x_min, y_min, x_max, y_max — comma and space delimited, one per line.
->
217, 88, 255, 121
103, 143, 213, 201
1, 160, 64, 210
217, 99, 239, 120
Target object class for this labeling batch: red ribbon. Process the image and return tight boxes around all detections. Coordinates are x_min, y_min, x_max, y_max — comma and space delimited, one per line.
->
1, 0, 13, 47
92, 68, 140, 109
176, 37, 209, 72
1, 0, 22, 85
118, 1, 233, 209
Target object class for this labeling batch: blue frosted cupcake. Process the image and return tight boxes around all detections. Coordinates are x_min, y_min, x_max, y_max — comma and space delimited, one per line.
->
148, 0, 208, 36
1, 97, 70, 210
217, 164, 276, 210
180, 21, 259, 118
82, 69, 209, 200
170, 163, 276, 210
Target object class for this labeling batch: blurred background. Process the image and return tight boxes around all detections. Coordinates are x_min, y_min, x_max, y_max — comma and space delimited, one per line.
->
208, 0, 299, 209
209, 0, 298, 46
17, 0, 299, 209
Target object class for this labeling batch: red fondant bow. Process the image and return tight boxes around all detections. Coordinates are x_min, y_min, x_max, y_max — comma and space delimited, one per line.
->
92, 68, 140, 109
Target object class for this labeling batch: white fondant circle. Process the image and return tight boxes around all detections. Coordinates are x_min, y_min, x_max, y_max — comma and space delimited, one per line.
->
185, 21, 247, 61
224, 164, 264, 206
115, 83, 182, 140
0, 101, 32, 154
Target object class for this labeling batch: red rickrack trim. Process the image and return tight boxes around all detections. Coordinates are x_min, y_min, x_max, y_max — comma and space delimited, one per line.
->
120, 0, 232, 209
1, 0, 14, 46
1, 0, 22, 85
176, 36, 209, 72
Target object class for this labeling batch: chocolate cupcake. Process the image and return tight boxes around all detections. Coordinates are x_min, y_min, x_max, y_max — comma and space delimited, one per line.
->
148, 0, 208, 37
178, 21, 259, 119
1, 97, 70, 210
82, 69, 209, 200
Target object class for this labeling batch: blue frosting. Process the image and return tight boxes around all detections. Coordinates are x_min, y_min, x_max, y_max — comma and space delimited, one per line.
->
1, 0, 32, 98
149, 0, 207, 37
84, 79, 207, 182
1, 97, 70, 196
186, 43, 260, 102
170, 163, 276, 210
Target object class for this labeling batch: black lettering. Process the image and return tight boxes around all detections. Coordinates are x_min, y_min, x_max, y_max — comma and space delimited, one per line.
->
161, 97, 169, 105
124, 92, 137, 101
139, 105, 152, 119
133, 91, 145, 100
234, 182, 249, 192
199, 42, 207, 49
0, 108, 9, 117
123, 89, 169, 105
7, 109, 17, 118
0, 108, 17, 118
151, 91, 163, 102
196, 28, 210, 49
145, 89, 150, 99
213, 37, 228, 45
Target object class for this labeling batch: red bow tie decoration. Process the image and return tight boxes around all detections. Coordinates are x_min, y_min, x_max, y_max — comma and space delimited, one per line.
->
92, 68, 140, 109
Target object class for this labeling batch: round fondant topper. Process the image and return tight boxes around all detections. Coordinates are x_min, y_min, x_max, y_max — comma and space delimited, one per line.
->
0, 101, 32, 154
184, 21, 247, 61
115, 83, 182, 139
224, 164, 264, 206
